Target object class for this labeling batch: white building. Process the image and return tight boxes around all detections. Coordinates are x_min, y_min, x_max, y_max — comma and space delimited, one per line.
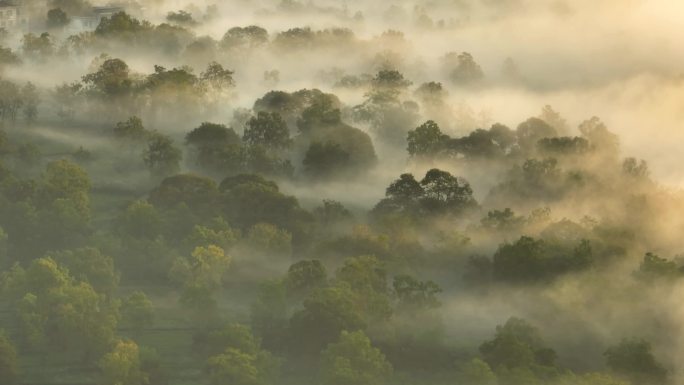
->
0, 1, 28, 32
68, 5, 125, 34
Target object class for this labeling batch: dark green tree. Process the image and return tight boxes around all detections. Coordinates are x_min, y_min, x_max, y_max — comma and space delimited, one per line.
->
604, 339, 667, 385
320, 330, 393, 385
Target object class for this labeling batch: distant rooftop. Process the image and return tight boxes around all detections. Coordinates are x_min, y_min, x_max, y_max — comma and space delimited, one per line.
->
0, 0, 18, 8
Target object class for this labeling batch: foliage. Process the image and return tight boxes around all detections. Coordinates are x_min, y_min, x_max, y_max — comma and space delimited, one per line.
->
604, 339, 667, 385
320, 330, 393, 385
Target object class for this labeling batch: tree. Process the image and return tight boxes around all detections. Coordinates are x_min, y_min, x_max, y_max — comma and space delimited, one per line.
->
604, 339, 667, 385
114, 116, 148, 142
392, 275, 441, 311
448, 52, 484, 85
516, 117, 557, 153
21, 82, 39, 122
47, 8, 69, 29
204, 324, 280, 385
206, 348, 260, 385
22, 32, 54, 58
579, 117, 619, 155
200, 62, 235, 92
143, 133, 183, 177
320, 330, 393, 385
221, 26, 269, 50
12, 257, 119, 359
99, 339, 147, 385
121, 291, 154, 333
186, 122, 241, 147
82, 58, 133, 97
419, 168, 476, 214
0, 46, 21, 68
117, 200, 162, 240
635, 252, 681, 282
335, 256, 392, 322
407, 120, 447, 157
51, 247, 120, 295
95, 12, 147, 40
243, 112, 291, 151
149, 173, 218, 212
387, 174, 424, 203
479, 317, 557, 373
41, 159, 91, 222
297, 97, 343, 134
170, 244, 231, 322
289, 284, 366, 353
250, 280, 288, 349
170, 245, 232, 292
492, 236, 593, 283
0, 332, 18, 385
303, 141, 350, 178
539, 105, 569, 135
622, 158, 649, 179
372, 69, 411, 91
0, 80, 24, 121
246, 223, 292, 258
285, 260, 327, 295
185, 122, 243, 173
166, 10, 196, 26
184, 217, 239, 251
460, 358, 497, 385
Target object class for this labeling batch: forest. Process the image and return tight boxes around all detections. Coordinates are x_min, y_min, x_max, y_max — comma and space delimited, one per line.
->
0, 0, 682, 384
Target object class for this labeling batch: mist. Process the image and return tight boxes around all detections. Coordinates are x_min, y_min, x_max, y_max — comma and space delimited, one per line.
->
0, 1, 681, 385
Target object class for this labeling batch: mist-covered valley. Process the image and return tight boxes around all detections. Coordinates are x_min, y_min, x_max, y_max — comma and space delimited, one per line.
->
0, 1, 682, 385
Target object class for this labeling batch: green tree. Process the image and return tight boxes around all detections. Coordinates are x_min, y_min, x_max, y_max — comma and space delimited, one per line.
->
285, 260, 327, 295
407, 120, 446, 157
22, 32, 54, 58
480, 317, 557, 373
635, 252, 681, 282
95, 12, 147, 41
114, 116, 148, 142
99, 339, 147, 385
516, 117, 557, 153
392, 275, 441, 311
246, 223, 292, 258
604, 338, 667, 385
303, 141, 350, 178
244, 112, 291, 151
12, 258, 119, 359
0, 332, 18, 385
184, 218, 239, 251
460, 358, 497, 385
82, 58, 133, 97
116, 200, 162, 240
289, 283, 366, 353
166, 10, 195, 26
206, 348, 260, 385
250, 280, 288, 349
447, 52, 484, 85
185, 122, 243, 173
149, 173, 218, 212
121, 291, 154, 334
51, 247, 120, 295
419, 168, 476, 214
204, 323, 280, 385
47, 8, 69, 29
143, 132, 183, 177
221, 26, 269, 50
320, 330, 393, 385
170, 245, 232, 291
200, 62, 235, 92
21, 82, 39, 122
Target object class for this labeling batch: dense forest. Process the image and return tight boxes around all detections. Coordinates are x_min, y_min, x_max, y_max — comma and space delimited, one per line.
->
0, 0, 682, 384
